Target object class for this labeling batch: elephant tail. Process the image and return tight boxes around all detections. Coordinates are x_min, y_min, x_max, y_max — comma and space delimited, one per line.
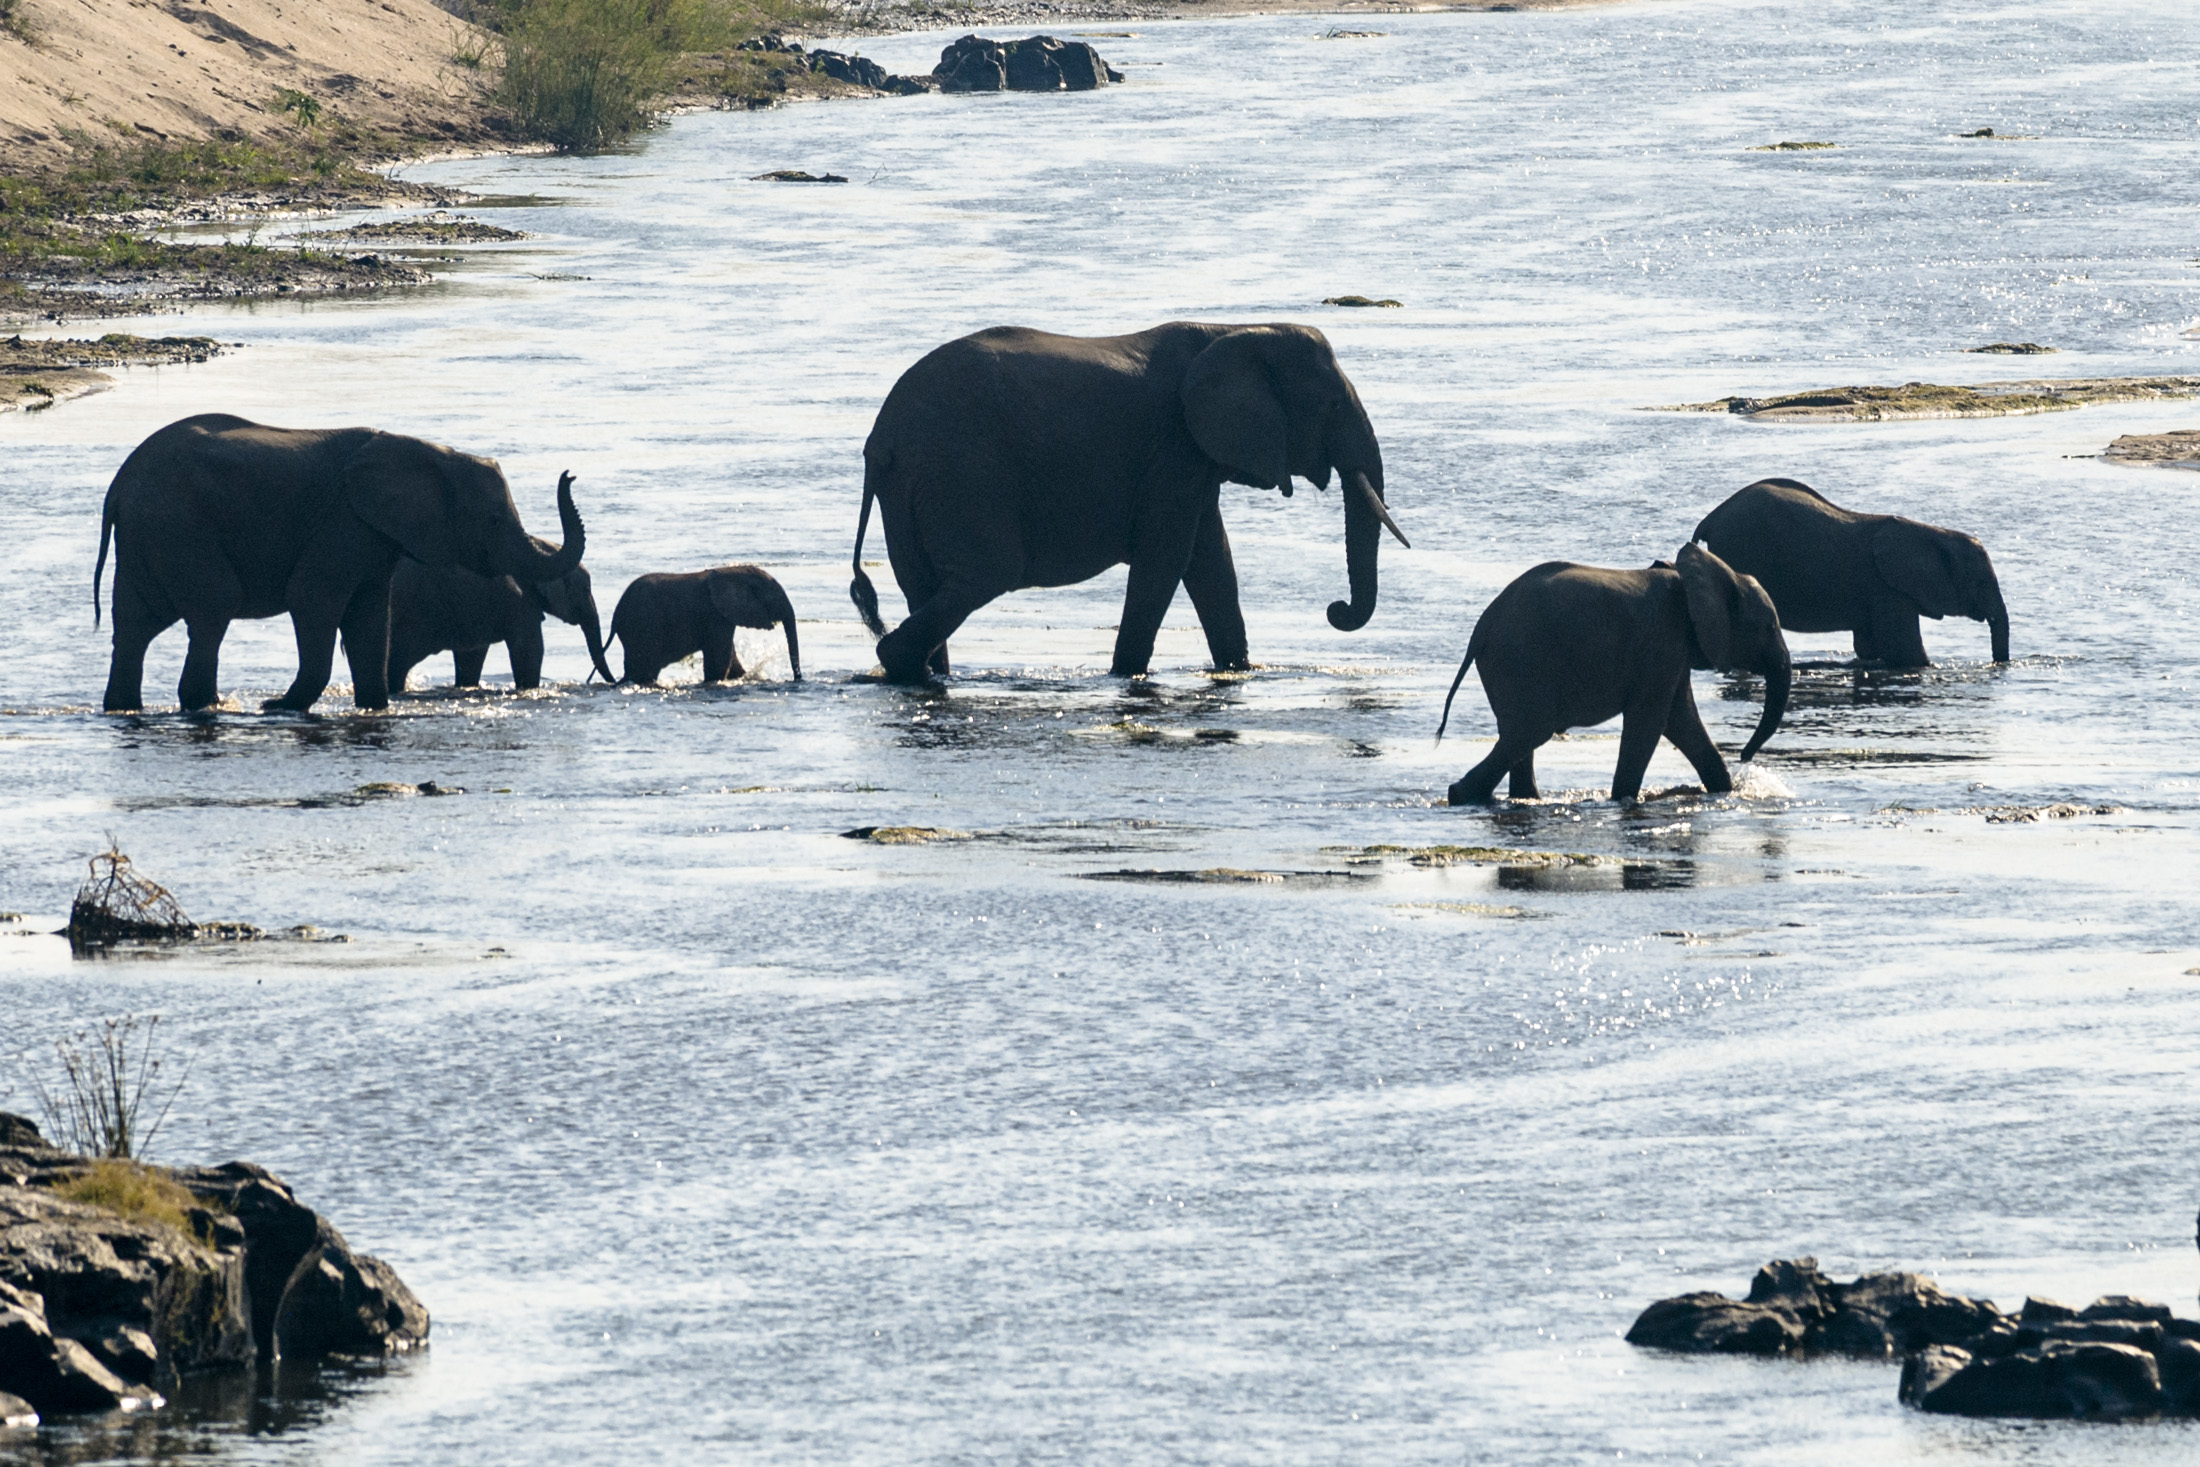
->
849, 453, 888, 639
1434, 620, 1487, 743
92, 485, 116, 628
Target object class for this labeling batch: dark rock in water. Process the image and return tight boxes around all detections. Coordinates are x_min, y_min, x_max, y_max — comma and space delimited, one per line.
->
1636, 1256, 2200, 1420
935, 34, 1124, 94
752, 170, 847, 184
1628, 1257, 2002, 1360
0, 1113, 427, 1418
1324, 295, 1403, 308
1903, 1339, 2163, 1419
1624, 1290, 1803, 1355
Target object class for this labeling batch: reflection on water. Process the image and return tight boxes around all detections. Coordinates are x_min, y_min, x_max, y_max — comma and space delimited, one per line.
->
4, 1, 2200, 1464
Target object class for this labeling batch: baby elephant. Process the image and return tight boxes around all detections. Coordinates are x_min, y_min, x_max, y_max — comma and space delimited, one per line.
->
609, 565, 801, 684
1694, 478, 2008, 667
389, 557, 614, 692
1438, 543, 1791, 804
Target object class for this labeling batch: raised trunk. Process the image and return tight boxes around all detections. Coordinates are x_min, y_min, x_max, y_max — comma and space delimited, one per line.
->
1739, 651, 1790, 763
1988, 609, 2010, 664
499, 473, 586, 584
1326, 469, 1384, 632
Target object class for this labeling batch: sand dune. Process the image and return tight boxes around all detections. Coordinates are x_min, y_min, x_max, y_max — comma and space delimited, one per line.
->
0, 0, 494, 171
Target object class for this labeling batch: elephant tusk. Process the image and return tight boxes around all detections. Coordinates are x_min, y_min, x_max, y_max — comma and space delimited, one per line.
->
1353, 472, 1409, 549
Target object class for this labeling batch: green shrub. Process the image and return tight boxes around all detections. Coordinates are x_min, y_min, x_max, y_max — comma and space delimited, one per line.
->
494, 0, 721, 150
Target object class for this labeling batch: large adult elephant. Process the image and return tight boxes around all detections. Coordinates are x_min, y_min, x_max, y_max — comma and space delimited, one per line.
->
1693, 479, 2009, 667
1437, 544, 1790, 804
388, 556, 614, 692
848, 321, 1407, 684
94, 414, 586, 712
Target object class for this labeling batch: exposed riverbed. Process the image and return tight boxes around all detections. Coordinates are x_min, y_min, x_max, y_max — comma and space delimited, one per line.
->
4, 1, 2200, 1462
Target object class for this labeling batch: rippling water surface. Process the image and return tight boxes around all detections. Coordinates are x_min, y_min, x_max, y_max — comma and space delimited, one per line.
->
5, 0, 2200, 1461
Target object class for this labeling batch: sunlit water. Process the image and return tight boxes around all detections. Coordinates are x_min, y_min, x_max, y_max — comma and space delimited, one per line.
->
5, 0, 2200, 1461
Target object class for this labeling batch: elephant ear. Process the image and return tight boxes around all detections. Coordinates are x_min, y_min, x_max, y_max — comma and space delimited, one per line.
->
1872, 519, 1963, 619
343, 433, 460, 565
1676, 541, 1742, 670
708, 570, 769, 628
534, 566, 584, 622
1181, 329, 1290, 490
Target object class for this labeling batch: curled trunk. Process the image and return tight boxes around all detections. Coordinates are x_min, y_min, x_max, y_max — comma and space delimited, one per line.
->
1739, 650, 1790, 763
499, 473, 586, 584
1326, 470, 1385, 632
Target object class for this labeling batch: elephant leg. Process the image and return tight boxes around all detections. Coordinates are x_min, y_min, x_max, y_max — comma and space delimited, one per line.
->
177, 617, 231, 712
104, 577, 175, 713
1507, 754, 1539, 799
507, 621, 544, 690
879, 581, 995, 685
928, 644, 951, 677
702, 627, 737, 682
1449, 728, 1546, 805
451, 645, 489, 687
1661, 679, 1733, 794
339, 579, 393, 710
267, 613, 340, 711
1868, 596, 1930, 668
1180, 501, 1250, 672
1111, 560, 1186, 677
1610, 689, 1683, 803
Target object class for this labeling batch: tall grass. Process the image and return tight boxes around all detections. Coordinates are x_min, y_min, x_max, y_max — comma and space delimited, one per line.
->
490, 0, 829, 150
26, 1015, 188, 1161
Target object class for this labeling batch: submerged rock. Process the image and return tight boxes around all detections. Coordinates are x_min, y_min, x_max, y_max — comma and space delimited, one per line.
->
1965, 341, 2056, 354
1324, 295, 1403, 308
935, 35, 1124, 94
0, 1114, 428, 1418
1632, 1258, 2200, 1420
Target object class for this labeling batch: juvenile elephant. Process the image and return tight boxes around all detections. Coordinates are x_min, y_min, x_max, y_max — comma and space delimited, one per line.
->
388, 556, 615, 692
848, 321, 1407, 684
1438, 543, 1791, 804
1693, 479, 2009, 667
95, 415, 585, 712
609, 566, 801, 684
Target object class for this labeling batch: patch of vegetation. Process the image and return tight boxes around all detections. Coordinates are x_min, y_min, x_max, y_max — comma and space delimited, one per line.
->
482, 0, 828, 149
1324, 294, 1402, 308
49, 1159, 214, 1242
1965, 341, 2055, 354
25, 1013, 187, 1159
1750, 140, 1838, 151
274, 88, 323, 131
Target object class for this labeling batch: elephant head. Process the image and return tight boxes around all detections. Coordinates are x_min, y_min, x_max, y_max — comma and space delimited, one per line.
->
1872, 519, 2010, 663
1180, 324, 1406, 634
1677, 542, 1791, 762
527, 561, 617, 683
344, 436, 586, 586
709, 566, 802, 680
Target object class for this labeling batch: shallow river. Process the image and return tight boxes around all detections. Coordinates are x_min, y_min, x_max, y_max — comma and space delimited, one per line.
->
6, 0, 2200, 1461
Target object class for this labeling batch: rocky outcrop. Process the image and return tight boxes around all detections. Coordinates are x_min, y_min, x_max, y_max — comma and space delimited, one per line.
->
934, 34, 1125, 94
1625, 1257, 1999, 1358
737, 35, 932, 96
0, 1114, 427, 1419
1631, 1258, 2200, 1421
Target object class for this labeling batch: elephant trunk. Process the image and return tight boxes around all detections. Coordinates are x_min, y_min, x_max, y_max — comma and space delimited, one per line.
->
500, 472, 586, 584
766, 578, 802, 681
580, 598, 614, 684
1325, 469, 1387, 632
1988, 608, 2010, 664
1739, 649, 1789, 763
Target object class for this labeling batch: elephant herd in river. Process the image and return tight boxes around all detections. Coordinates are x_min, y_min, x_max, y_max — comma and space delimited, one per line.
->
90, 319, 2009, 805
